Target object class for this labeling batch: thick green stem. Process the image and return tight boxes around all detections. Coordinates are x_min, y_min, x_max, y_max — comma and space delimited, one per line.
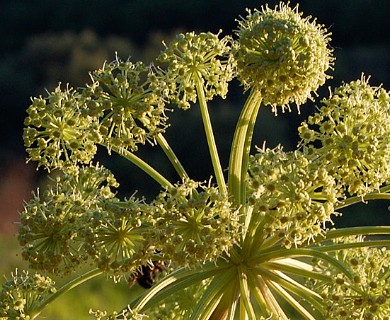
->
238, 265, 256, 320
103, 144, 173, 190
252, 248, 354, 280
132, 262, 229, 312
30, 268, 103, 319
336, 190, 390, 210
256, 275, 287, 320
312, 240, 390, 252
194, 73, 227, 194
242, 212, 273, 258
155, 133, 189, 180
316, 226, 390, 242
258, 268, 324, 317
228, 89, 262, 208
210, 279, 239, 320
379, 185, 390, 193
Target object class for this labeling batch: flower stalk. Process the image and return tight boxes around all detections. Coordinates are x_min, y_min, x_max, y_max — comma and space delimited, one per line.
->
107, 142, 174, 190
195, 72, 227, 194
30, 269, 103, 319
228, 89, 262, 208
155, 133, 189, 180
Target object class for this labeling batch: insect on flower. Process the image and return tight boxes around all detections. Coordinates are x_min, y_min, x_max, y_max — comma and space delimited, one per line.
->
128, 261, 164, 289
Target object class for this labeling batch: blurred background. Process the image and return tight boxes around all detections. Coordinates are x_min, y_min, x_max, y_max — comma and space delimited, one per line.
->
0, 0, 389, 317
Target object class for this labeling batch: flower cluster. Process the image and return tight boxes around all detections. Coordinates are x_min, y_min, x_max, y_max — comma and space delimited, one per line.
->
247, 146, 340, 247
0, 269, 56, 319
234, 2, 333, 111
89, 306, 148, 320
23, 84, 100, 170
89, 307, 149, 320
299, 76, 390, 196
88, 58, 169, 152
18, 165, 119, 275
81, 196, 156, 279
10, 2, 390, 320
309, 237, 390, 319
149, 179, 239, 266
158, 31, 235, 109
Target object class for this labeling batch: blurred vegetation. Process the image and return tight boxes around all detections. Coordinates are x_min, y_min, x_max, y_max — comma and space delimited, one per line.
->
0, 0, 389, 317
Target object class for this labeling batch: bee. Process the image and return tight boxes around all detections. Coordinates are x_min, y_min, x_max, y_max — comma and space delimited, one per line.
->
129, 261, 164, 289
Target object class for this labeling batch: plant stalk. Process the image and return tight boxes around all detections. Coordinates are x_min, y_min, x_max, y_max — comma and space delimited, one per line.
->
156, 133, 189, 180
105, 144, 173, 190
195, 72, 227, 194
228, 89, 262, 207
30, 268, 103, 319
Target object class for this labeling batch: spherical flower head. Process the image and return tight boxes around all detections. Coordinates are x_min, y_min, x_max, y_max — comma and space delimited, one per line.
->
298, 76, 390, 196
247, 146, 340, 247
234, 2, 333, 111
309, 237, 390, 319
158, 31, 235, 109
89, 57, 169, 152
24, 84, 100, 170
0, 269, 56, 319
150, 179, 239, 267
18, 164, 119, 276
81, 196, 156, 279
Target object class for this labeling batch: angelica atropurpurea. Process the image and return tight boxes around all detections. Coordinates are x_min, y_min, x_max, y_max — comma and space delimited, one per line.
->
1, 2, 390, 320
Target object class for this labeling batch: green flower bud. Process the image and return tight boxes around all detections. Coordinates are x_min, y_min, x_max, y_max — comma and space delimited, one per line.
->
234, 2, 333, 111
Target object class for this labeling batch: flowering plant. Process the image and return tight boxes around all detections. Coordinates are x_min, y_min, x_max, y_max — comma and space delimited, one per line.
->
1, 3, 390, 320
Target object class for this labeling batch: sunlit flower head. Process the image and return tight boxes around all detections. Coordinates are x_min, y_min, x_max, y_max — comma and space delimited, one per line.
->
234, 2, 333, 111
81, 196, 156, 279
18, 165, 118, 275
23, 84, 100, 170
90, 306, 148, 320
158, 31, 235, 109
299, 76, 390, 196
149, 179, 239, 267
308, 237, 390, 319
247, 146, 340, 247
89, 57, 169, 151
0, 269, 56, 319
